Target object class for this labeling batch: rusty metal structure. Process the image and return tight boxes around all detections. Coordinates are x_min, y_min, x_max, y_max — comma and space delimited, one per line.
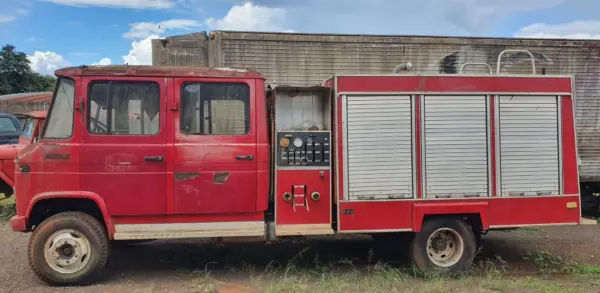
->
152, 31, 600, 183
0, 92, 52, 114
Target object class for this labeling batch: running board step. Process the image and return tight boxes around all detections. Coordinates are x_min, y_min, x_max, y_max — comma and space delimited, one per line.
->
275, 224, 334, 236
113, 221, 266, 240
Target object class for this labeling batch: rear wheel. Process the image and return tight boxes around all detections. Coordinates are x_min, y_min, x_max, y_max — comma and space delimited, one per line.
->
28, 211, 109, 286
410, 217, 476, 274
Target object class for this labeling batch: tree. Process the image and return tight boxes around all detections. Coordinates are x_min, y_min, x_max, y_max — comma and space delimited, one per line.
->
0, 44, 56, 95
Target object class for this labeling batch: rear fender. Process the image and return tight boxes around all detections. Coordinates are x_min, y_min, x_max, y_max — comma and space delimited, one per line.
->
412, 202, 489, 232
26, 191, 113, 237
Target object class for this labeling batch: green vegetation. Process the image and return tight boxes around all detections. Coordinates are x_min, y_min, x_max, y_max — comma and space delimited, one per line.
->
183, 246, 600, 293
0, 195, 15, 221
0, 44, 56, 95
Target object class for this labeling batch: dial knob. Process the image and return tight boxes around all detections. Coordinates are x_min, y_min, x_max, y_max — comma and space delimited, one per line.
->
293, 137, 304, 148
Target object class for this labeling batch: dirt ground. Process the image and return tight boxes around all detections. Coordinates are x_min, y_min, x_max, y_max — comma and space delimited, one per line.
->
1, 222, 600, 293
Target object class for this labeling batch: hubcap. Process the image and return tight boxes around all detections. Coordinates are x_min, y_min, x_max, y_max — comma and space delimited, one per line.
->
426, 228, 464, 267
43, 229, 91, 274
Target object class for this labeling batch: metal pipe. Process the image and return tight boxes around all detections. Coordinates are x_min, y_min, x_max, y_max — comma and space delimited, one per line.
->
496, 49, 536, 74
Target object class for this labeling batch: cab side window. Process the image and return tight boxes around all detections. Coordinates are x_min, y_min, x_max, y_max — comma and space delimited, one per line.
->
88, 81, 160, 135
180, 83, 250, 135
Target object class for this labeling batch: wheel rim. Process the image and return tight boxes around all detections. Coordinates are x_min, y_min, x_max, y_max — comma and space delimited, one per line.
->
426, 227, 464, 267
43, 229, 92, 274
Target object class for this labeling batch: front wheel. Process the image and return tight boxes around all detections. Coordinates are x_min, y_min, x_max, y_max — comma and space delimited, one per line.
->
410, 217, 476, 275
28, 211, 110, 286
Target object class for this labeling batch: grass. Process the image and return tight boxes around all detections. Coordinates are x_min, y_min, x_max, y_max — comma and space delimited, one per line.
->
0, 194, 15, 221
178, 243, 600, 293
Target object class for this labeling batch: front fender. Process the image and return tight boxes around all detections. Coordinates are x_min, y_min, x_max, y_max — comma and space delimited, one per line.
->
26, 191, 114, 237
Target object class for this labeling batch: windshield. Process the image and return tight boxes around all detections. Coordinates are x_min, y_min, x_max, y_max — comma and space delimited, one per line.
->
20, 118, 34, 139
43, 78, 75, 139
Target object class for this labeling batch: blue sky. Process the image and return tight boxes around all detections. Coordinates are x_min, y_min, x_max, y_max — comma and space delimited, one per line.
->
0, 0, 598, 75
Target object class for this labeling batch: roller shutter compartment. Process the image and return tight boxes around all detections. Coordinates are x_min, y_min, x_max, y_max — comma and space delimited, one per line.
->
498, 96, 560, 196
423, 96, 489, 198
345, 95, 413, 200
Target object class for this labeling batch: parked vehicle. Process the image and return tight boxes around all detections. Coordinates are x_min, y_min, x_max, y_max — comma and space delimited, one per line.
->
0, 113, 23, 145
0, 111, 46, 198
10, 51, 593, 286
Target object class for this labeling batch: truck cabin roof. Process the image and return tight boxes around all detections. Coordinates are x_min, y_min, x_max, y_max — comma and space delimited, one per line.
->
54, 65, 265, 79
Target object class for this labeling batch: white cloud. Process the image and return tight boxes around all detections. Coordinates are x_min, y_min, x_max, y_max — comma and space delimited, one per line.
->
123, 19, 201, 39
40, 0, 174, 9
233, 0, 565, 35
515, 20, 600, 39
92, 57, 112, 65
204, 2, 291, 32
123, 35, 160, 65
0, 15, 16, 23
28, 51, 70, 76
17, 9, 28, 15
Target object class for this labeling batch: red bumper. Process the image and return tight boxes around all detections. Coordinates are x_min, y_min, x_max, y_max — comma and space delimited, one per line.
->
10, 215, 26, 232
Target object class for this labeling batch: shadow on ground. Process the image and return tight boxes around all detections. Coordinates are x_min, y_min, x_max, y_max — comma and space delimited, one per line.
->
105, 230, 539, 281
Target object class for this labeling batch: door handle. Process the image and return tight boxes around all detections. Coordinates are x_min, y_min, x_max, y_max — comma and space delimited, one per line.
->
236, 155, 254, 161
144, 156, 164, 162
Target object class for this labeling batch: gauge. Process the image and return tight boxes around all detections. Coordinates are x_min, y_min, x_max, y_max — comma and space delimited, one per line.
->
293, 137, 304, 148
279, 137, 290, 148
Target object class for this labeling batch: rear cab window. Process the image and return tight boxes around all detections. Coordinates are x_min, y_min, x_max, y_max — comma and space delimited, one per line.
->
20, 118, 34, 139
87, 81, 160, 136
180, 83, 250, 135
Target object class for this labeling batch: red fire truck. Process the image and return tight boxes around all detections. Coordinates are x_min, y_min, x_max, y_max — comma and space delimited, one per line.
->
10, 50, 591, 285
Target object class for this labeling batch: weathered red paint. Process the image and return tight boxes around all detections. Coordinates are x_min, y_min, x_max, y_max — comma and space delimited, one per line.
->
275, 170, 331, 225
412, 202, 490, 232
338, 201, 413, 231
336, 75, 572, 94
487, 195, 580, 226
55, 65, 264, 79
562, 96, 579, 195
170, 78, 262, 215
0, 111, 46, 189
25, 191, 113, 235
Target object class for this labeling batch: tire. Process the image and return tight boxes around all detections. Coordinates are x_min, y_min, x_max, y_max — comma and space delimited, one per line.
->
28, 211, 110, 286
410, 217, 476, 275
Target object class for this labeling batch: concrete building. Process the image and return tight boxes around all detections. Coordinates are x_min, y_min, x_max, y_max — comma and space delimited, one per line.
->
152, 30, 600, 182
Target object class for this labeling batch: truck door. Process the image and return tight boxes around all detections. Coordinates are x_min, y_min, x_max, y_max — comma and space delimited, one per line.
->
79, 77, 167, 215
170, 79, 258, 214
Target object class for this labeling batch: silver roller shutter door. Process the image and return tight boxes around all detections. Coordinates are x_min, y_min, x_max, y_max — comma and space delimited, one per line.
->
345, 95, 413, 200
498, 96, 560, 196
423, 96, 489, 198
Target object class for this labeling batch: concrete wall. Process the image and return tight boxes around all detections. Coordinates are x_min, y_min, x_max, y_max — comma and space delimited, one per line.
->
152, 31, 600, 182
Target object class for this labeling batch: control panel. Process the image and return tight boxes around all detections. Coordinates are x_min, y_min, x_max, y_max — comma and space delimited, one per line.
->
276, 131, 330, 167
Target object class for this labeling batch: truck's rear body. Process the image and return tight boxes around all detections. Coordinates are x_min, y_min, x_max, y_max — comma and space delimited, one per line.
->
272, 74, 580, 236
